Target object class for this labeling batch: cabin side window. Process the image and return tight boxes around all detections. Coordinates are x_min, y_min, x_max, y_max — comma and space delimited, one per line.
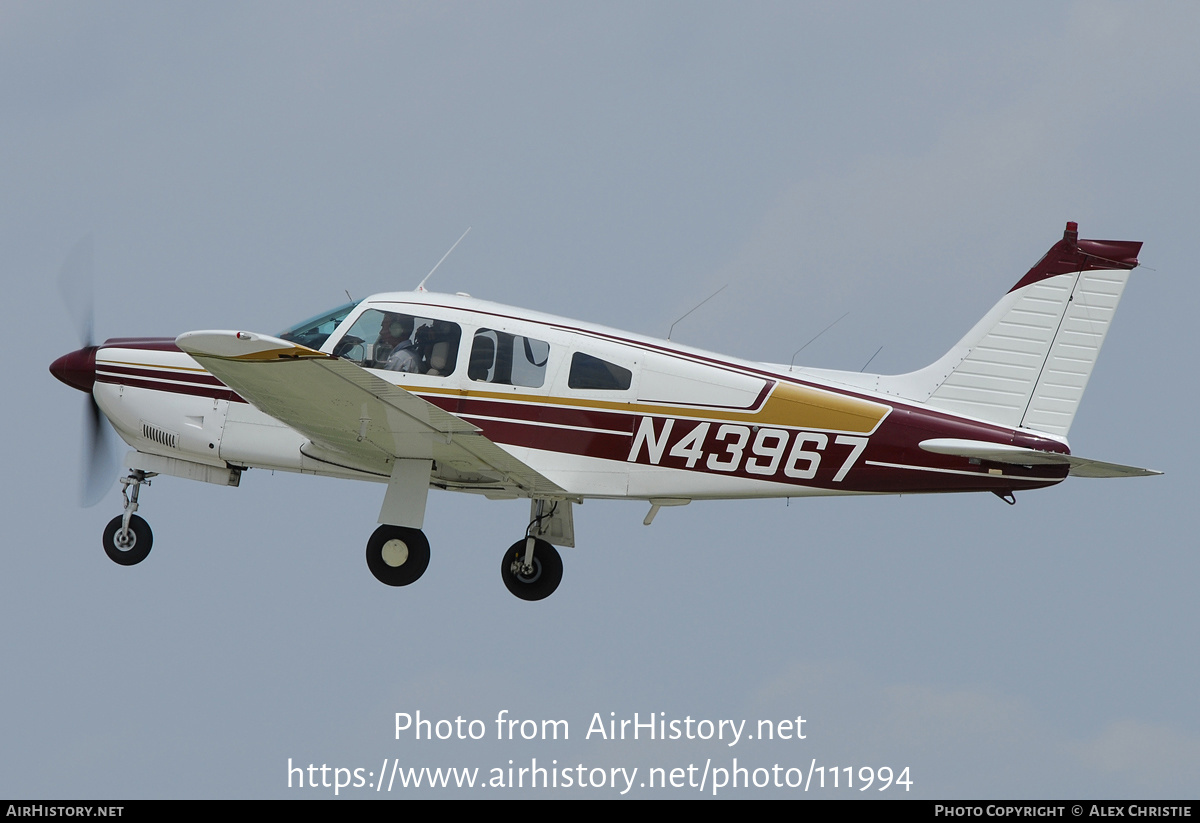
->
333, 309, 462, 376
568, 352, 632, 391
469, 329, 550, 388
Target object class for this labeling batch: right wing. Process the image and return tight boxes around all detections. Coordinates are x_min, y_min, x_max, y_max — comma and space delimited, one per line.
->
176, 330, 565, 497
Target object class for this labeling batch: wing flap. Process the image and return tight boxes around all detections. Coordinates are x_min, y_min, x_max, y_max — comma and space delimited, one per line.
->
177, 330, 565, 496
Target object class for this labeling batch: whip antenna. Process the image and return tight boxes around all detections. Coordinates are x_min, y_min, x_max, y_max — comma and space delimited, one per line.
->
789, 311, 849, 371
416, 227, 471, 292
668, 284, 727, 340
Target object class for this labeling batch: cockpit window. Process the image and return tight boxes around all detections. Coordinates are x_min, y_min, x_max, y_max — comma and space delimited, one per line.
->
333, 308, 462, 376
277, 300, 361, 350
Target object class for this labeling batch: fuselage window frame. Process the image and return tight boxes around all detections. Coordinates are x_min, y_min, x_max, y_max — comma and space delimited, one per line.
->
568, 351, 633, 391
468, 328, 551, 389
332, 308, 463, 377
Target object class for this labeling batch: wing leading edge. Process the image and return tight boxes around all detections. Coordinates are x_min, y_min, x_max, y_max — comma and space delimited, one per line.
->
176, 330, 565, 497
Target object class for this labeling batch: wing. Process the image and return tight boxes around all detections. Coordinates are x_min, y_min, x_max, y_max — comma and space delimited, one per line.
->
176, 330, 565, 497
919, 438, 1162, 478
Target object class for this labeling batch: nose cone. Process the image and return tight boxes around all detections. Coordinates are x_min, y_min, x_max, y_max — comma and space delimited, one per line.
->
50, 346, 98, 394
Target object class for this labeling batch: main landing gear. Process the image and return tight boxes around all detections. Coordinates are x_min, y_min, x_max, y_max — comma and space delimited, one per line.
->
365, 525, 431, 586
363, 500, 566, 601
101, 470, 156, 566
501, 537, 562, 602
500, 499, 563, 601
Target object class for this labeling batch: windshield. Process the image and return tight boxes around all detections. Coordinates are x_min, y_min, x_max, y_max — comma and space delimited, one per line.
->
277, 300, 361, 350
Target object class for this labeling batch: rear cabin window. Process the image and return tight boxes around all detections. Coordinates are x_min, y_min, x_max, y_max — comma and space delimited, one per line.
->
569, 352, 632, 391
334, 309, 461, 376
469, 329, 550, 388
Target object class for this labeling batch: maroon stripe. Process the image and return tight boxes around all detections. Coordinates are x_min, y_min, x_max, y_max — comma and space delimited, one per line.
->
97, 373, 245, 403
101, 337, 183, 352
98, 363, 227, 387
1008, 224, 1140, 293
450, 396, 635, 433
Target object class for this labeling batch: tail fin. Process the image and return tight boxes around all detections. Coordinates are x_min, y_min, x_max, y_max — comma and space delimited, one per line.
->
879, 222, 1142, 437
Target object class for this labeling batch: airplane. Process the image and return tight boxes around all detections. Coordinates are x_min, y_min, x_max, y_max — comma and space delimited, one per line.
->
50, 222, 1159, 601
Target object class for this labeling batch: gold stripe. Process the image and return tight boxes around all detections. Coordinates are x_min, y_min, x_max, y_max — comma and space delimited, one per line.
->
221, 346, 330, 362
757, 382, 887, 434
399, 379, 889, 433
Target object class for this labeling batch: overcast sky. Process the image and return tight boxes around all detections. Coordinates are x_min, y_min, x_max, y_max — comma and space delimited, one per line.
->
3, 1, 1197, 798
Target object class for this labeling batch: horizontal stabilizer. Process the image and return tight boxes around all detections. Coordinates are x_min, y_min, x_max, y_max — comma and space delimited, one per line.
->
919, 438, 1161, 478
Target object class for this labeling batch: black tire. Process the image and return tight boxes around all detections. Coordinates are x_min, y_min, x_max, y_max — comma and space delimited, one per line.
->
366, 525, 430, 587
501, 538, 562, 601
102, 515, 153, 566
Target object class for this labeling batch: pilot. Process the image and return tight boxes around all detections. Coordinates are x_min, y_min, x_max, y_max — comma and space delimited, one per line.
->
379, 314, 423, 373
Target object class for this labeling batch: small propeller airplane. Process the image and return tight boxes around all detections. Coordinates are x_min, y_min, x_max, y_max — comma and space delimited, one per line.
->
51, 222, 1159, 600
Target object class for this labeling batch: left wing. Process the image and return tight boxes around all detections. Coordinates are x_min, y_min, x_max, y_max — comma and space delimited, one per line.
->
919, 438, 1162, 478
176, 330, 565, 496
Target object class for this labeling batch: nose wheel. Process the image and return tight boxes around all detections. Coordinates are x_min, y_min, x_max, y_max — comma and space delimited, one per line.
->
101, 469, 155, 566
102, 514, 153, 565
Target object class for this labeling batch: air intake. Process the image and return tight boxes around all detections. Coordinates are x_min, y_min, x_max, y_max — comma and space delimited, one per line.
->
142, 422, 177, 449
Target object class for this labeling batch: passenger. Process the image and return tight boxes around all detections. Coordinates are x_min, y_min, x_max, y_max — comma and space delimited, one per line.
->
414, 322, 457, 375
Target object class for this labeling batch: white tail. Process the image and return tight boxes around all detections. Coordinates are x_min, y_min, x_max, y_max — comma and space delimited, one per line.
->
795, 223, 1142, 438
886, 223, 1141, 436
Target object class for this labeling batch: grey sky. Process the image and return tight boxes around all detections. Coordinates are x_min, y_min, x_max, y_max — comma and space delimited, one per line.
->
3, 1, 1196, 797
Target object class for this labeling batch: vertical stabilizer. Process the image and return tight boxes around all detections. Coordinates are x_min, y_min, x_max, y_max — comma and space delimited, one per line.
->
877, 223, 1142, 437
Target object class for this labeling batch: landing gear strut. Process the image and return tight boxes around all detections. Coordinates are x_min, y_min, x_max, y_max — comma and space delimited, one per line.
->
501, 538, 562, 601
500, 499, 563, 601
102, 470, 155, 566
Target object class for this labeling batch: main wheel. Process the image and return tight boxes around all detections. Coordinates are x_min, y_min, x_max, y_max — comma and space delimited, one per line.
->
366, 525, 430, 587
501, 538, 562, 601
102, 515, 153, 566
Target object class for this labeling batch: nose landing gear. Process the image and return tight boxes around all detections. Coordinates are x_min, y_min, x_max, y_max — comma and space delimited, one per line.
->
101, 470, 156, 566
